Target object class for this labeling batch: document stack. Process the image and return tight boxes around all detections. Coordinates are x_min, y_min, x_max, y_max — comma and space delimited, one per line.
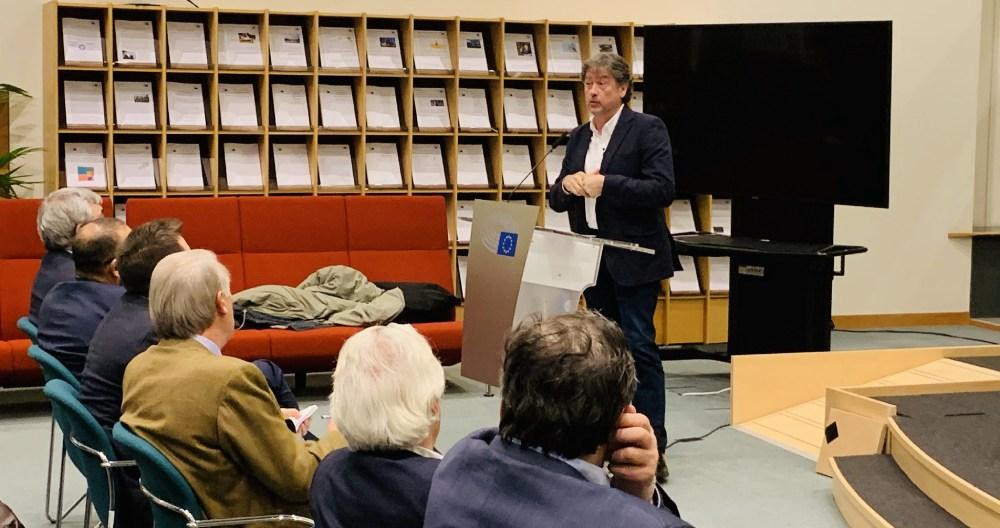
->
114, 19, 157, 66
218, 24, 263, 68
319, 85, 357, 129
456, 144, 490, 188
503, 88, 538, 132
413, 30, 452, 73
318, 144, 356, 188
319, 27, 360, 71
114, 143, 157, 190
166, 21, 208, 68
62, 18, 104, 66
503, 33, 538, 76
458, 32, 489, 73
458, 88, 491, 132
64, 143, 107, 189
165, 143, 205, 191
365, 142, 403, 188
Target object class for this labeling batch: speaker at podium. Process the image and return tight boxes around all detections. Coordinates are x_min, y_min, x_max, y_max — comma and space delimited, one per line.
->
460, 200, 653, 387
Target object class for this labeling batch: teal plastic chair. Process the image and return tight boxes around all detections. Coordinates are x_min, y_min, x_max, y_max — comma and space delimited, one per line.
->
28, 344, 85, 526
45, 379, 136, 528
16, 316, 38, 344
112, 422, 314, 528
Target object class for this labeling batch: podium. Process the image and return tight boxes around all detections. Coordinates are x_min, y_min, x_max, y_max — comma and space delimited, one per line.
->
460, 200, 652, 386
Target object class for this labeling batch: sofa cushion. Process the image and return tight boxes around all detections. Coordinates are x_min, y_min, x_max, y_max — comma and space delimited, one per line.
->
0, 340, 11, 386
0, 260, 40, 341
411, 321, 463, 366
265, 327, 357, 369
0, 199, 45, 259
222, 329, 271, 362
9, 339, 41, 386
238, 196, 350, 288
126, 197, 246, 291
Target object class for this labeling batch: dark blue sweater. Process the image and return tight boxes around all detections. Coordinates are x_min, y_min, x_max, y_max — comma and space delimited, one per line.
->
36, 279, 125, 378
29, 250, 75, 325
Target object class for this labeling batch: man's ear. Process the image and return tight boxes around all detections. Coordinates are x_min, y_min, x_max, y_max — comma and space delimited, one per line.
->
108, 258, 120, 281
216, 291, 229, 315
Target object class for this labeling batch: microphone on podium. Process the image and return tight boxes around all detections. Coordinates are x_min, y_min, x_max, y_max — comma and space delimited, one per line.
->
505, 130, 572, 200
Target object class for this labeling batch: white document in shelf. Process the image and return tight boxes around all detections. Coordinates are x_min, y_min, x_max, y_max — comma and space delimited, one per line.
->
633, 36, 644, 77
457, 255, 469, 297
458, 31, 489, 73
544, 205, 571, 232
710, 257, 730, 292
272, 143, 311, 188
165, 143, 205, 190
366, 29, 404, 71
271, 83, 310, 129
630, 91, 643, 113
365, 85, 401, 130
413, 30, 452, 72
503, 88, 538, 132
414, 87, 451, 130
456, 144, 490, 187
546, 89, 578, 131
591, 35, 618, 56
546, 144, 566, 185
669, 199, 697, 235
501, 144, 533, 187
62, 18, 104, 65
411, 143, 447, 188
114, 19, 156, 66
64, 143, 107, 189
365, 142, 402, 187
317, 144, 355, 187
223, 143, 263, 189
547, 34, 581, 76
218, 83, 258, 128
318, 27, 360, 70
503, 33, 538, 75
456, 200, 474, 243
166, 21, 208, 68
218, 24, 263, 67
114, 143, 156, 190
318, 84, 357, 129
458, 88, 491, 131
269, 25, 307, 69
166, 82, 206, 128
712, 199, 732, 235
670, 255, 701, 294
114, 81, 156, 128
64, 80, 105, 128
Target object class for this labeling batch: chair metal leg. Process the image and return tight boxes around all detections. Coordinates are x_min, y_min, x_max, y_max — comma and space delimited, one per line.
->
45, 414, 57, 522
53, 443, 86, 527
82, 491, 92, 528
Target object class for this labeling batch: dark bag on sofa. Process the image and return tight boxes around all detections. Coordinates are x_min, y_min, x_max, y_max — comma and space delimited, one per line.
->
0, 500, 24, 528
375, 282, 460, 324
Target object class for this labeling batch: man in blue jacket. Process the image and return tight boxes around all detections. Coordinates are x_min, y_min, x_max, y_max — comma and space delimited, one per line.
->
549, 52, 677, 479
424, 312, 691, 528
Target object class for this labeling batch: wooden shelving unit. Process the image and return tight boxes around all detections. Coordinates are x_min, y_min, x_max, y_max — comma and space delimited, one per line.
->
43, 1, 727, 346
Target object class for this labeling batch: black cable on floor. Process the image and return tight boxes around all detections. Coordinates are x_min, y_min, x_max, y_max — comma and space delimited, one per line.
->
832, 328, 998, 345
664, 423, 730, 451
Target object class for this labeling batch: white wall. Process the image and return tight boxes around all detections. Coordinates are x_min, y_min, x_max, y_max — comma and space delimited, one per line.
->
1, 0, 986, 316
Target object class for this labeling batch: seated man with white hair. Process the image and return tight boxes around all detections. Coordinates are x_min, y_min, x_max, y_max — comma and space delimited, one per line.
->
29, 187, 103, 324
121, 249, 346, 519
310, 324, 445, 528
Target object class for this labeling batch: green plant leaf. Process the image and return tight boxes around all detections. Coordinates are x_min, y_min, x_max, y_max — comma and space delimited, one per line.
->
0, 146, 42, 167
0, 84, 31, 98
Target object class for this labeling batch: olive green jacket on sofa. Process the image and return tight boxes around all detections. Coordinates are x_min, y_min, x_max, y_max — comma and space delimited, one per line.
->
121, 338, 346, 522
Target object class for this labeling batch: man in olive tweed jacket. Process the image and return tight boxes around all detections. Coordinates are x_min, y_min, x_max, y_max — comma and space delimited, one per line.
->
121, 249, 345, 520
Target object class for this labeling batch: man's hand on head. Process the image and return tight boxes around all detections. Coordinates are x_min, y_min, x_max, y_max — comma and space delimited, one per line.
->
607, 404, 657, 502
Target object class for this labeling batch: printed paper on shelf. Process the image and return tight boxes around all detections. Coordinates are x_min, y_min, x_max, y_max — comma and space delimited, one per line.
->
366, 29, 404, 71
365, 85, 401, 130
271, 83, 310, 129
503, 88, 538, 132
63, 80, 106, 128
503, 33, 538, 75
501, 144, 533, 187
114, 81, 156, 128
269, 25, 308, 69
365, 142, 403, 187
458, 31, 489, 73
411, 143, 447, 187
218, 24, 263, 67
319, 27, 360, 70
318, 144, 355, 187
218, 83, 259, 128
166, 21, 208, 68
413, 30, 452, 72
633, 36, 644, 77
590, 36, 618, 57
413, 87, 451, 130
546, 145, 566, 186
670, 255, 701, 294
272, 143, 311, 188
64, 142, 107, 190
114, 19, 157, 66
165, 143, 205, 190
114, 143, 157, 190
458, 88, 491, 131
456, 201, 475, 243
223, 142, 263, 189
630, 91, 643, 113
167, 82, 207, 129
62, 18, 104, 65
547, 34, 581, 76
318, 84, 357, 129
456, 144, 490, 187
546, 89, 578, 131
669, 200, 697, 234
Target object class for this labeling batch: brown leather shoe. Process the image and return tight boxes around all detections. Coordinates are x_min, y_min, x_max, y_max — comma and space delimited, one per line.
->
656, 454, 669, 483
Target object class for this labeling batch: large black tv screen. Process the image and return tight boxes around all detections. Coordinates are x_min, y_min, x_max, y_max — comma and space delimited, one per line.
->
644, 22, 891, 208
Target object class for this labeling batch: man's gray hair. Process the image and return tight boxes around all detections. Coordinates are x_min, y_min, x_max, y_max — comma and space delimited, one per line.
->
582, 52, 632, 103
330, 324, 445, 451
37, 188, 102, 251
149, 249, 230, 340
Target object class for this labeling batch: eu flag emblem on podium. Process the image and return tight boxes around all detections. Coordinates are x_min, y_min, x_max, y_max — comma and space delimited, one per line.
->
498, 232, 518, 257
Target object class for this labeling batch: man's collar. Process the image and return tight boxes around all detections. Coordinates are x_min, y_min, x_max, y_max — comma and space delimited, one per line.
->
590, 103, 626, 137
192, 335, 222, 356
508, 437, 610, 487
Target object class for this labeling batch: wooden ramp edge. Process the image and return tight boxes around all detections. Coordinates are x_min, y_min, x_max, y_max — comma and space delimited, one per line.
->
830, 458, 895, 528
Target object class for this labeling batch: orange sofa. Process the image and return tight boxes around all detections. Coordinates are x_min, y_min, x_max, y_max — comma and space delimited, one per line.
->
0, 195, 461, 387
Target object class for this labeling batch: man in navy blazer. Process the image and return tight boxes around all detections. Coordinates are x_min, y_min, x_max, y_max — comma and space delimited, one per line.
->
37, 217, 129, 378
29, 188, 103, 325
424, 312, 691, 528
548, 52, 677, 477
